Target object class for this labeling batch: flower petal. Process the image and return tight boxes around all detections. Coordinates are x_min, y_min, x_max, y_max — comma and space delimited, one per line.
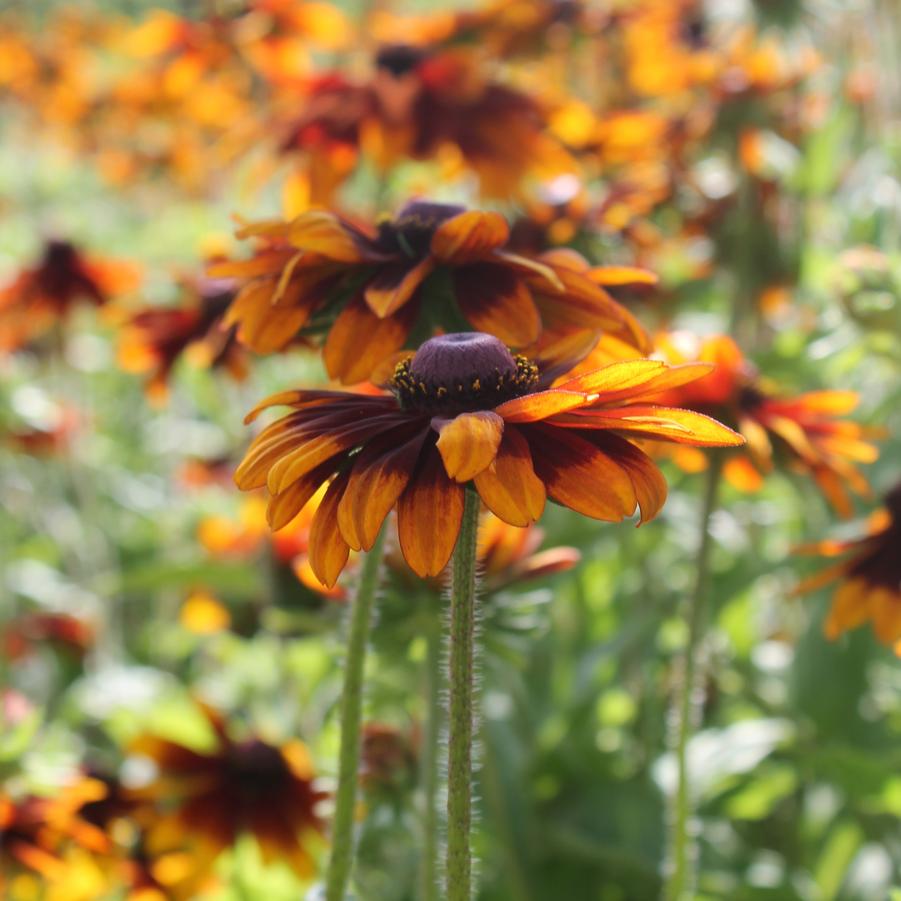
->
396, 446, 465, 577
286, 211, 363, 262
496, 390, 588, 423
226, 280, 313, 353
589, 433, 668, 524
337, 428, 428, 551
473, 427, 545, 526
557, 359, 668, 395
434, 411, 504, 482
526, 425, 637, 521
588, 265, 659, 287
454, 263, 541, 346
324, 295, 418, 384
267, 460, 336, 531
431, 211, 510, 263
308, 473, 351, 588
364, 256, 434, 318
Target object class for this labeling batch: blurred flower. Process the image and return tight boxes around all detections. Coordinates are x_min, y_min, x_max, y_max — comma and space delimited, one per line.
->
0, 240, 139, 351
211, 201, 650, 382
117, 275, 246, 402
3, 611, 95, 662
6, 405, 81, 456
647, 332, 880, 516
129, 703, 326, 883
179, 591, 232, 636
795, 483, 901, 649
360, 723, 418, 793
236, 332, 742, 583
478, 516, 580, 590
0, 779, 110, 900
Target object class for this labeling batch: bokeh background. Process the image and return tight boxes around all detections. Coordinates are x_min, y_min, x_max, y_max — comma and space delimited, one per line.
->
2, 1, 901, 899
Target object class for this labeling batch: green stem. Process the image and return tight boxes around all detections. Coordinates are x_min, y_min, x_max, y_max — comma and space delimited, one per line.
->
325, 527, 387, 901
665, 455, 724, 901
419, 610, 442, 901
446, 489, 481, 901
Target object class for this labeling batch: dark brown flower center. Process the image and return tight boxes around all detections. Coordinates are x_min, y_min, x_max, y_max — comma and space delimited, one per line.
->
377, 200, 466, 257
391, 332, 538, 414
227, 739, 291, 798
375, 43, 428, 77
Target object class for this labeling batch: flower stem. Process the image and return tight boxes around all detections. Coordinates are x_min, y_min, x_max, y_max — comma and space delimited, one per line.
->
665, 454, 724, 901
419, 610, 442, 901
446, 488, 481, 901
325, 527, 387, 901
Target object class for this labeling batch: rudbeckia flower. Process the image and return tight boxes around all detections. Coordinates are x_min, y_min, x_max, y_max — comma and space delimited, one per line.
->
210, 200, 650, 383
117, 276, 247, 402
235, 332, 743, 584
129, 703, 326, 882
0, 240, 139, 351
795, 483, 901, 649
643, 332, 880, 516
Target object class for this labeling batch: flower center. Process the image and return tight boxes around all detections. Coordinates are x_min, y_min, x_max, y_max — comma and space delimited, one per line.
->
228, 739, 291, 798
377, 200, 466, 257
391, 332, 539, 414
375, 43, 427, 77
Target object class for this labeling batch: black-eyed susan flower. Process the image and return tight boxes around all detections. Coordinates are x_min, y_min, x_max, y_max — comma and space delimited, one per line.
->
235, 332, 743, 584
795, 483, 901, 649
0, 240, 139, 352
117, 275, 246, 402
210, 201, 650, 383
129, 703, 326, 882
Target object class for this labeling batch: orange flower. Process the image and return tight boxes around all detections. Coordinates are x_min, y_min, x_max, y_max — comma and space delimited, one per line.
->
117, 276, 247, 402
3, 612, 94, 662
211, 201, 650, 383
478, 516, 580, 590
795, 484, 901, 649
280, 44, 573, 200
648, 332, 880, 516
235, 332, 743, 584
129, 703, 326, 882
0, 779, 109, 896
0, 240, 139, 351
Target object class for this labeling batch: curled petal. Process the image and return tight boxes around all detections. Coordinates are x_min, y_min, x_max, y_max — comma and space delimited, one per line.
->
589, 433, 668, 524
364, 256, 433, 318
286, 211, 363, 262
473, 427, 545, 526
434, 411, 504, 482
397, 447, 465, 577
431, 211, 509, 263
308, 473, 351, 588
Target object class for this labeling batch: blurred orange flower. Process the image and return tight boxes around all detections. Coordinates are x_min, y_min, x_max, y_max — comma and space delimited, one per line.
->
795, 483, 901, 649
211, 201, 650, 383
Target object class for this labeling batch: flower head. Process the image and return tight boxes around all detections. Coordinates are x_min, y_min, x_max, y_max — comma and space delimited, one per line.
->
129, 703, 326, 882
795, 483, 901, 649
211, 202, 650, 383
236, 332, 743, 584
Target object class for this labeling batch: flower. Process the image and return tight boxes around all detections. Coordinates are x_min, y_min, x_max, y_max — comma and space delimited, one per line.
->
3, 611, 94, 662
644, 332, 880, 516
210, 201, 651, 383
0, 240, 139, 351
795, 483, 901, 649
235, 332, 743, 584
117, 275, 247, 402
129, 703, 326, 882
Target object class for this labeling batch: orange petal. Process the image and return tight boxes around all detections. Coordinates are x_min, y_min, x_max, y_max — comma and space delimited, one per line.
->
226, 280, 312, 353
337, 428, 427, 550
558, 359, 667, 395
564, 405, 745, 446
527, 425, 637, 521
473, 427, 545, 526
588, 265, 659, 287
454, 263, 540, 346
324, 296, 417, 384
286, 211, 362, 262
430, 210, 509, 263
308, 473, 351, 588
434, 411, 504, 482
396, 447, 465, 577
364, 256, 433, 318
594, 433, 668, 524
824, 579, 871, 639
869, 589, 901, 644
267, 462, 335, 530
794, 390, 859, 415
723, 455, 765, 492
496, 390, 588, 423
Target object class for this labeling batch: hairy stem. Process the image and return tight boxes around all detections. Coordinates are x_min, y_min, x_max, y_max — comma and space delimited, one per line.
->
419, 610, 442, 901
325, 527, 387, 901
446, 489, 481, 901
666, 455, 724, 901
